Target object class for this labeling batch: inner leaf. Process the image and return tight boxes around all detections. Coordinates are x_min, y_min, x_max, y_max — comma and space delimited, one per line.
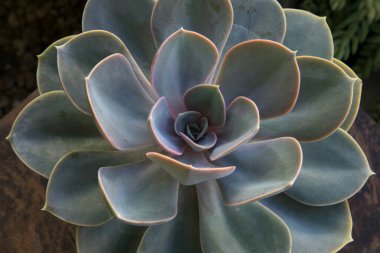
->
185, 117, 208, 141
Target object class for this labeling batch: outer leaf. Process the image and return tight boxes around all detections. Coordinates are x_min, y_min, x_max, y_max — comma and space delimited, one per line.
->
197, 180, 291, 253
151, 29, 219, 112
286, 129, 373, 205
148, 98, 185, 156
7, 91, 110, 178
77, 218, 146, 253
147, 150, 235, 186
209, 97, 259, 161
256, 56, 355, 142
44, 147, 158, 226
183, 84, 226, 127
261, 194, 353, 253
37, 35, 74, 94
137, 186, 202, 253
98, 160, 179, 225
58, 30, 156, 114
151, 0, 233, 51
82, 0, 156, 75
283, 9, 334, 60
224, 0, 286, 52
333, 58, 363, 131
216, 39, 300, 119
216, 137, 302, 206
87, 54, 156, 150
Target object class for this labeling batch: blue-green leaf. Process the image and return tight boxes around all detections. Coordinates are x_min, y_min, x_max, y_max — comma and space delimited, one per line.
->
256, 56, 355, 142
333, 58, 362, 131
44, 147, 157, 226
137, 186, 202, 253
151, 0, 233, 52
37, 35, 74, 94
148, 98, 185, 156
87, 54, 156, 150
99, 159, 179, 225
197, 180, 291, 253
151, 29, 219, 112
183, 84, 226, 127
216, 39, 299, 119
283, 9, 334, 60
147, 150, 235, 186
77, 218, 146, 253
82, 0, 156, 75
210, 97, 259, 161
286, 129, 373, 205
7, 91, 111, 178
261, 194, 353, 253
216, 137, 302, 206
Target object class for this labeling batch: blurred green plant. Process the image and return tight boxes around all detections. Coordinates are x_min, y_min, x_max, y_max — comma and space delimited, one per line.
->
301, 0, 380, 78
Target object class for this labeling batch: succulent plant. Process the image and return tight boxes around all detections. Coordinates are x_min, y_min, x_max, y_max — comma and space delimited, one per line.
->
7, 0, 374, 252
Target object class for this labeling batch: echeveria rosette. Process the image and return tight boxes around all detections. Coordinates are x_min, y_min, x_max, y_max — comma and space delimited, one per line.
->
6, 0, 374, 252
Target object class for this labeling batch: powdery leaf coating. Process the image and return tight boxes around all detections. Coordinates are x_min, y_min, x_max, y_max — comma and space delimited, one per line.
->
333, 58, 363, 131
216, 137, 302, 206
7, 91, 111, 178
286, 129, 374, 206
44, 146, 159, 226
216, 39, 300, 119
87, 54, 156, 150
151, 0, 233, 52
151, 29, 219, 112
261, 194, 353, 253
197, 180, 292, 253
283, 9, 334, 60
256, 56, 355, 142
99, 159, 179, 225
147, 150, 235, 186
137, 186, 202, 253
37, 35, 74, 94
83, 0, 156, 75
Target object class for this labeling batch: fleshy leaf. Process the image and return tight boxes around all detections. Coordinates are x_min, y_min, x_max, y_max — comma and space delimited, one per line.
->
286, 129, 373, 206
209, 97, 259, 161
57, 31, 131, 114
77, 218, 146, 253
151, 29, 219, 112
137, 186, 202, 253
87, 54, 156, 150
99, 159, 179, 225
216, 137, 302, 206
283, 9, 334, 60
261, 194, 353, 253
216, 39, 299, 119
7, 91, 111, 178
37, 35, 74, 94
179, 132, 217, 152
183, 84, 226, 127
197, 181, 291, 253
333, 58, 362, 131
174, 111, 202, 136
44, 147, 157, 226
256, 56, 355, 142
148, 98, 185, 156
224, 0, 286, 53
147, 150, 235, 186
151, 0, 233, 51
82, 0, 156, 75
